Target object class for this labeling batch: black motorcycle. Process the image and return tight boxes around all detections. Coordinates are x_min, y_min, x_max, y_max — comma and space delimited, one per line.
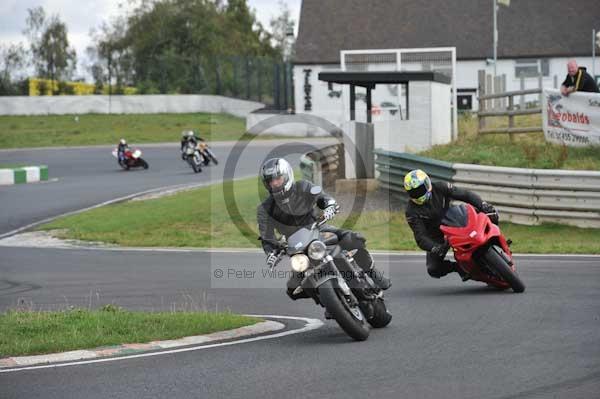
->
263, 216, 392, 341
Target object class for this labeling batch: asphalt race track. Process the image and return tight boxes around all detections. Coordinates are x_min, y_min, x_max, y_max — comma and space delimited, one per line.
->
1, 140, 599, 398
0, 139, 328, 235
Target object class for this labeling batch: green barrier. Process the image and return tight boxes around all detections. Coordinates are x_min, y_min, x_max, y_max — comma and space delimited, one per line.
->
39, 165, 49, 181
13, 169, 26, 184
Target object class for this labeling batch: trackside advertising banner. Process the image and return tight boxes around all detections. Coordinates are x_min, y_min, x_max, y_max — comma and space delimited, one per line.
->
543, 89, 600, 147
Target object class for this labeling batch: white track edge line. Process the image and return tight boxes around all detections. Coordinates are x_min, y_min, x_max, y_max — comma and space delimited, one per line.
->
0, 315, 324, 373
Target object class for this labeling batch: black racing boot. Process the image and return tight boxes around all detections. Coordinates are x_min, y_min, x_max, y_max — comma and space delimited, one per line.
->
367, 267, 392, 290
451, 262, 470, 282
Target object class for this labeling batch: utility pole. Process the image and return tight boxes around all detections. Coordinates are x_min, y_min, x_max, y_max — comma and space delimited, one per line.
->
493, 0, 498, 77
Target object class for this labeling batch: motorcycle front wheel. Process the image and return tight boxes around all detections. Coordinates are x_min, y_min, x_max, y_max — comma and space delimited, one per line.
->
483, 246, 525, 293
139, 159, 149, 169
319, 279, 370, 341
189, 157, 201, 173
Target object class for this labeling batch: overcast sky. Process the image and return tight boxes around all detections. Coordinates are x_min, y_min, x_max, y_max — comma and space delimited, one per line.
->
0, 0, 301, 79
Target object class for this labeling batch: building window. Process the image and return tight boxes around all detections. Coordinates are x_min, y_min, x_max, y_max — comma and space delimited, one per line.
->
515, 59, 549, 78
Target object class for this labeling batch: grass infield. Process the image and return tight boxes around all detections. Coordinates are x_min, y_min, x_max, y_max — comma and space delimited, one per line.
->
420, 113, 600, 170
0, 306, 259, 358
40, 176, 600, 254
0, 113, 283, 149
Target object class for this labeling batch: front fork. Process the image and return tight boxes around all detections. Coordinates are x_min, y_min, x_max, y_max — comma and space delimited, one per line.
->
301, 254, 376, 311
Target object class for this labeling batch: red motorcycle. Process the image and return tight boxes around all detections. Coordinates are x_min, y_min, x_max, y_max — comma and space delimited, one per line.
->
112, 148, 149, 170
440, 204, 525, 293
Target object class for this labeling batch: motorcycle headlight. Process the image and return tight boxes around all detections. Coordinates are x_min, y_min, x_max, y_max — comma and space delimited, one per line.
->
290, 254, 310, 273
308, 240, 327, 260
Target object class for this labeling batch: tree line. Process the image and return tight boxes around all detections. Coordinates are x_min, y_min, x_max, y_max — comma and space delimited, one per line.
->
0, 0, 295, 100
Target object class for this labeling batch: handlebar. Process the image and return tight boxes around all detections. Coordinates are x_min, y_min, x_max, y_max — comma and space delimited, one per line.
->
258, 237, 287, 251
310, 216, 328, 230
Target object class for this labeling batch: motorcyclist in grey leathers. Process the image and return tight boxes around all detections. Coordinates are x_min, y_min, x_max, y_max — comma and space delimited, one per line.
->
257, 158, 391, 300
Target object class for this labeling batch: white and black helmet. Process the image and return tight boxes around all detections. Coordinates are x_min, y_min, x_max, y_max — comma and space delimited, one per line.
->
260, 158, 295, 200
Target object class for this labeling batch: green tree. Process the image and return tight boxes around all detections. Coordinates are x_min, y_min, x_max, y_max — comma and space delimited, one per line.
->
24, 6, 77, 86
88, 0, 278, 95
0, 43, 28, 95
88, 17, 134, 95
269, 0, 295, 61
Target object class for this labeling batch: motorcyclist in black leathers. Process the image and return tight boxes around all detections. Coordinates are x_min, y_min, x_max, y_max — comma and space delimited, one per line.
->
257, 158, 391, 300
117, 138, 129, 165
403, 169, 498, 280
180, 130, 208, 163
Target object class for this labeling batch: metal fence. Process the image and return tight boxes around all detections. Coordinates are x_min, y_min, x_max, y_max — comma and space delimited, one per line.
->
1, 55, 294, 111
374, 149, 600, 228
341, 47, 458, 139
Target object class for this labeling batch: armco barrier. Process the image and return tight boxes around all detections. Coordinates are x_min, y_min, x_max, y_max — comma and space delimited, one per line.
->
0, 165, 48, 185
374, 149, 600, 228
300, 144, 344, 190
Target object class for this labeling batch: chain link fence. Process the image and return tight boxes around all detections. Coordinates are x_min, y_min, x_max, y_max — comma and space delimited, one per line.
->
1, 55, 294, 111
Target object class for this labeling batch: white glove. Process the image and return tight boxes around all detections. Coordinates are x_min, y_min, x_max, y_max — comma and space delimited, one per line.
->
322, 205, 339, 222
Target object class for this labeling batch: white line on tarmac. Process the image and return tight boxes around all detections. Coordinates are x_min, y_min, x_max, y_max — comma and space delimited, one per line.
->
0, 315, 324, 374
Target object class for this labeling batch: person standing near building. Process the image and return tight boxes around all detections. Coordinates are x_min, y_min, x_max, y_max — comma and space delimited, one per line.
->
560, 60, 599, 96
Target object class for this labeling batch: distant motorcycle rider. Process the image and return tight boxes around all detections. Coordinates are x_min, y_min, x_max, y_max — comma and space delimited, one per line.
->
257, 158, 391, 300
117, 138, 129, 165
403, 169, 498, 280
180, 130, 207, 162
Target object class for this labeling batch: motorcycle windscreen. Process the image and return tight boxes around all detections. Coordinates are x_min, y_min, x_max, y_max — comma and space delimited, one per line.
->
442, 204, 468, 228
287, 227, 319, 254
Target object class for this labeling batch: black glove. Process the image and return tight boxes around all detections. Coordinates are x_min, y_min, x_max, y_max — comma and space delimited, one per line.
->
481, 201, 499, 224
431, 241, 450, 259
481, 201, 495, 214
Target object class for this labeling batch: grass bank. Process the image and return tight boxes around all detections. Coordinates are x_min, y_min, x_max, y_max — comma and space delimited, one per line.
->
0, 163, 25, 168
40, 176, 600, 254
0, 113, 279, 149
419, 113, 600, 170
0, 306, 259, 357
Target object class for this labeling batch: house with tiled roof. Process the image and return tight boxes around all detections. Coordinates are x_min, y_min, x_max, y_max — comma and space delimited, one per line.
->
293, 0, 600, 113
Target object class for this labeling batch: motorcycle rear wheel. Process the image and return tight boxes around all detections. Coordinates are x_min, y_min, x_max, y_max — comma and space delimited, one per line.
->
319, 279, 370, 341
483, 247, 525, 293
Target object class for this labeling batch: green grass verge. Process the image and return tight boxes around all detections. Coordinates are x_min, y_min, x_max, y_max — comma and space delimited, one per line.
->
0, 164, 26, 168
419, 113, 600, 170
0, 306, 259, 358
0, 113, 282, 149
40, 176, 600, 254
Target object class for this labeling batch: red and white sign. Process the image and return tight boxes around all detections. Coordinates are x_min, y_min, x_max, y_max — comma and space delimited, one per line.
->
543, 89, 600, 147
